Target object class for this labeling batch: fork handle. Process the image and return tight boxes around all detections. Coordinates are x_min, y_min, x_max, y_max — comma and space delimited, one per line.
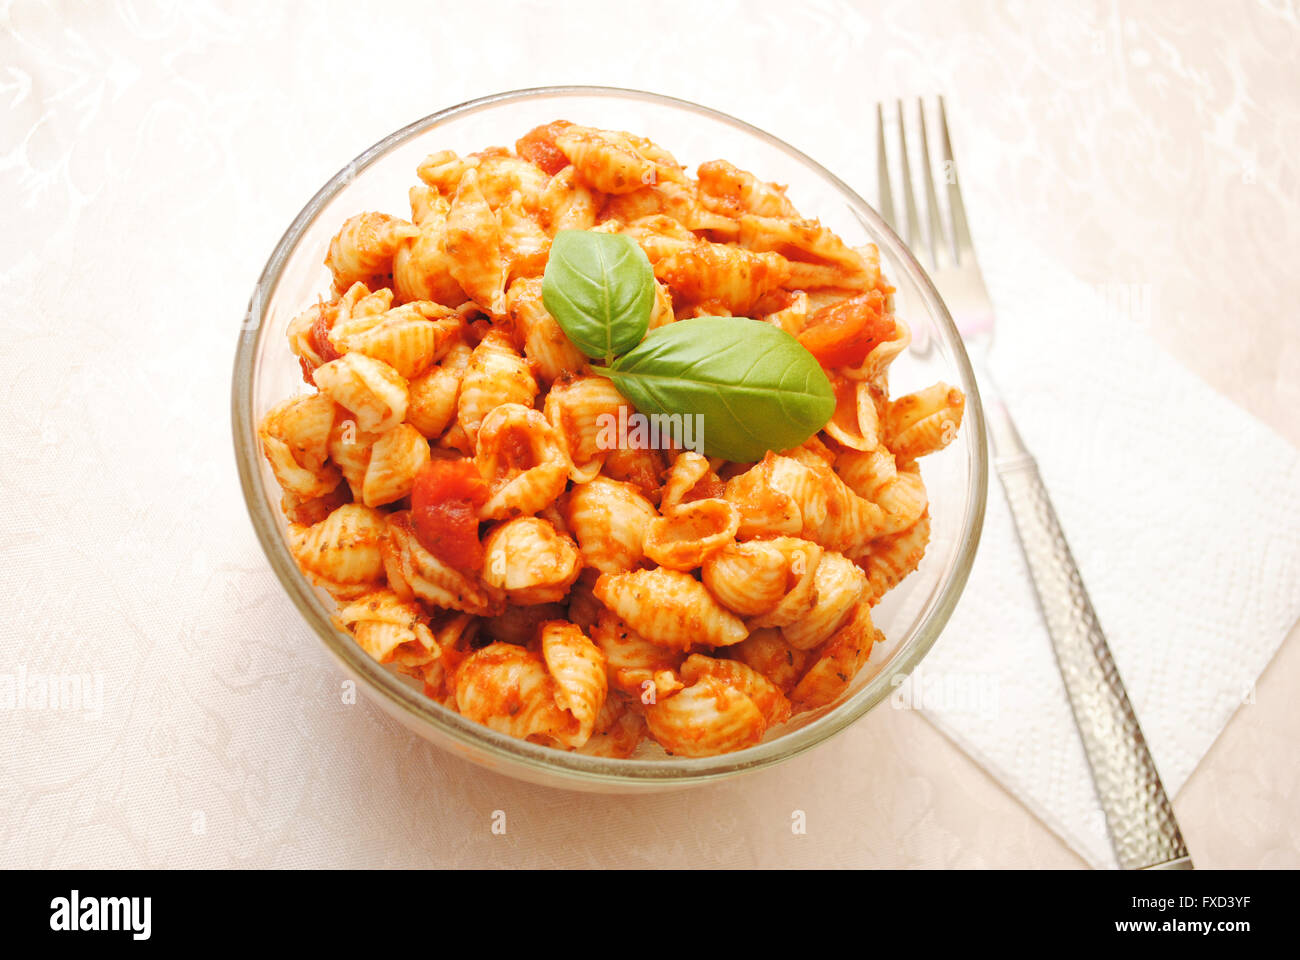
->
987, 399, 1193, 870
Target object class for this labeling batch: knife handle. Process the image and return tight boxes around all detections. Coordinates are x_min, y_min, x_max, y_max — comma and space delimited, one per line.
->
987, 399, 1192, 870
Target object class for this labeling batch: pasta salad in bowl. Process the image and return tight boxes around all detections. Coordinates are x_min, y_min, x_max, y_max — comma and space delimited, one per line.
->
233, 87, 986, 789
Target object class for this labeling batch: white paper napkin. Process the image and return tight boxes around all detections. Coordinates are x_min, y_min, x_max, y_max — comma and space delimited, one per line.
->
907, 215, 1300, 868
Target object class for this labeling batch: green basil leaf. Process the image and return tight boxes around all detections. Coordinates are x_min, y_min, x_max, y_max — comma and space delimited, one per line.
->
541, 230, 654, 364
595, 316, 836, 463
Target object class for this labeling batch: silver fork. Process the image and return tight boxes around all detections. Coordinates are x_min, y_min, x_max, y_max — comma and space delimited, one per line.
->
876, 97, 1192, 871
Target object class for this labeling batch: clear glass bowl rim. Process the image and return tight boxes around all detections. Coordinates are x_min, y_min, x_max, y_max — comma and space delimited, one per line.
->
231, 84, 988, 787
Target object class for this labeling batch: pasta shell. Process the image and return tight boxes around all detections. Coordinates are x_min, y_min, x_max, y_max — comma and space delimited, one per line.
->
600, 446, 667, 504
886, 382, 966, 462
438, 421, 473, 456
872, 465, 929, 536
701, 539, 795, 616
729, 628, 810, 694
647, 278, 675, 329
336, 589, 436, 668
575, 695, 647, 758
543, 374, 629, 481
653, 241, 790, 315
456, 329, 537, 444
406, 340, 471, 439
658, 451, 724, 514
619, 215, 695, 264
783, 434, 837, 470
455, 152, 550, 212
280, 481, 352, 527
564, 476, 658, 574
259, 393, 341, 499
765, 454, 830, 540
643, 675, 764, 756
642, 498, 739, 571
840, 310, 912, 384
325, 212, 418, 291
453, 642, 579, 746
330, 301, 462, 380
835, 447, 898, 502
758, 453, 898, 555
781, 551, 867, 650
554, 125, 656, 195
679, 654, 791, 728
590, 609, 684, 698
402, 611, 481, 700
508, 277, 587, 386
499, 193, 551, 281
335, 281, 394, 322
312, 352, 409, 433
540, 620, 607, 746
760, 289, 809, 335
737, 214, 872, 282
393, 209, 467, 308
822, 377, 882, 451
784, 260, 872, 292
696, 159, 799, 219
287, 298, 343, 382
724, 454, 803, 539
621, 131, 688, 183
445, 169, 506, 316
538, 164, 601, 232
408, 183, 448, 226
481, 517, 582, 605
361, 423, 431, 507
416, 149, 468, 194
790, 602, 881, 712
601, 180, 737, 236
859, 511, 931, 603
474, 404, 570, 521
381, 512, 504, 616
593, 567, 747, 650
327, 415, 382, 499
742, 537, 823, 629
288, 503, 387, 600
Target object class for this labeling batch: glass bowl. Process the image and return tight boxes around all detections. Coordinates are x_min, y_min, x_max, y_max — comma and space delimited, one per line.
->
231, 86, 987, 792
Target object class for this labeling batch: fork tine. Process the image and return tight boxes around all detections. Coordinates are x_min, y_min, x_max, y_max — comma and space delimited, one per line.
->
938, 95, 973, 262
875, 102, 896, 232
896, 99, 922, 249
916, 97, 951, 271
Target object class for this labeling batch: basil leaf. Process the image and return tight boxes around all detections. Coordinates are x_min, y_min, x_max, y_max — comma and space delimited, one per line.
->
595, 316, 836, 463
541, 230, 654, 364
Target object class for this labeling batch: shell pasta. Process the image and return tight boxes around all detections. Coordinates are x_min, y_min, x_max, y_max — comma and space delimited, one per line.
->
260, 120, 964, 757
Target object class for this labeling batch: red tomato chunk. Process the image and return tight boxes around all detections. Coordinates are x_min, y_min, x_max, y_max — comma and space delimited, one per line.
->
797, 290, 893, 368
516, 120, 572, 177
411, 459, 489, 572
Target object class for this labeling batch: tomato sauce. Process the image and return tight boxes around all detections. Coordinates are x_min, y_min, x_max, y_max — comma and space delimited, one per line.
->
310, 311, 342, 364
682, 477, 727, 503
516, 120, 572, 177
797, 290, 893, 368
300, 306, 342, 385
411, 459, 489, 572
500, 428, 534, 471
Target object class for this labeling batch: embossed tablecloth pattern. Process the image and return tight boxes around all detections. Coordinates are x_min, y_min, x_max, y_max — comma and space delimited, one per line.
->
2, 0, 1298, 868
